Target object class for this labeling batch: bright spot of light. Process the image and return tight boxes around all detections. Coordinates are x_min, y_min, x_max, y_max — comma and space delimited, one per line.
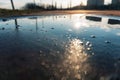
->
74, 22, 82, 29
62, 38, 90, 79
74, 21, 89, 29
65, 39, 88, 63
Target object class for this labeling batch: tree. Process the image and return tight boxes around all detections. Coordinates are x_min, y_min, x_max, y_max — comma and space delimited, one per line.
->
22, 3, 44, 10
80, 2, 84, 6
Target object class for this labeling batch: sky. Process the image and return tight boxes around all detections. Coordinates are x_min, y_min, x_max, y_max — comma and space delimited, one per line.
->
0, 0, 112, 9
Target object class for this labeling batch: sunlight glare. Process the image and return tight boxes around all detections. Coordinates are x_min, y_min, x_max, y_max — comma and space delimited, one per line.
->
74, 22, 82, 29
61, 38, 90, 79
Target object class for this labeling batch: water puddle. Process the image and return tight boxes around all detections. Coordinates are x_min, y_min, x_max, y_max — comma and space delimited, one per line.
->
0, 14, 120, 80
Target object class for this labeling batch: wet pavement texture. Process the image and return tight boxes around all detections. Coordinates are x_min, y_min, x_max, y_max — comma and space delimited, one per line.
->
0, 14, 120, 80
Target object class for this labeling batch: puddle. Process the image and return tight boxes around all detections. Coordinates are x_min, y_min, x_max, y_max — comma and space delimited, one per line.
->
0, 14, 120, 80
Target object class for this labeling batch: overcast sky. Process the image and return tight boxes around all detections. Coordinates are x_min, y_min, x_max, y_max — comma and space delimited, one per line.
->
0, 0, 112, 9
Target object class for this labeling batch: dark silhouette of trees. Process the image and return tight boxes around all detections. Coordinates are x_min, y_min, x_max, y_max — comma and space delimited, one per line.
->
22, 3, 44, 10
22, 3, 57, 10
21, 1, 120, 10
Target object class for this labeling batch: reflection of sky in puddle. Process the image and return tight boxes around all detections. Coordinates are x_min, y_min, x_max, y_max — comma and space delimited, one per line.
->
0, 14, 120, 80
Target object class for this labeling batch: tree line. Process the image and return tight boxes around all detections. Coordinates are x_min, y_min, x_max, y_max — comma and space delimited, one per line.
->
9, 0, 120, 11
22, 2, 120, 10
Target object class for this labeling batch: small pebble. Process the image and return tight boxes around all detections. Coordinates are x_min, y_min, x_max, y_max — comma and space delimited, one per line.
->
91, 35, 96, 38
56, 51, 60, 54
2, 27, 5, 30
80, 42, 83, 45
87, 48, 91, 51
92, 53, 95, 55
105, 40, 111, 44
39, 50, 43, 53
51, 27, 54, 29
88, 44, 92, 47
86, 41, 90, 46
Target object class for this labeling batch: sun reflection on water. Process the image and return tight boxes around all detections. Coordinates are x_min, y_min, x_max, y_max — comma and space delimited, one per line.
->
74, 21, 89, 30
61, 39, 90, 80
65, 39, 88, 63
38, 38, 91, 80
74, 22, 82, 29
